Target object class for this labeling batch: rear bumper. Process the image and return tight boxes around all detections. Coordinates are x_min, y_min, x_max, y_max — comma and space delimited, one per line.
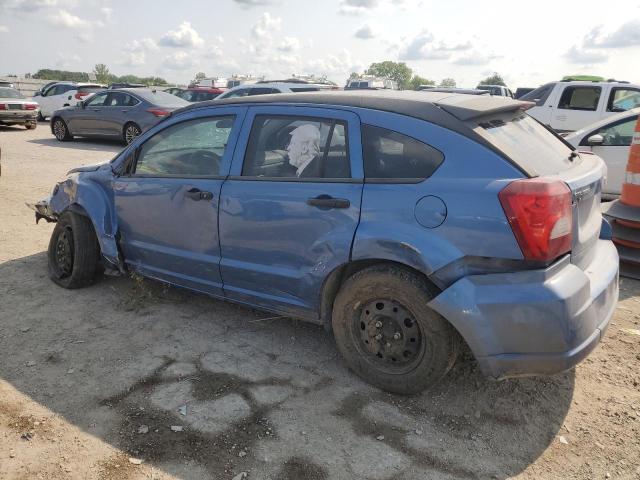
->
429, 239, 619, 379
0, 111, 37, 124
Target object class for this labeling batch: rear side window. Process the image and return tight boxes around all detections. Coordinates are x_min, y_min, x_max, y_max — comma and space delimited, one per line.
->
361, 125, 444, 180
134, 116, 234, 177
242, 115, 350, 179
290, 87, 320, 93
558, 86, 601, 111
519, 83, 553, 106
474, 113, 573, 175
248, 87, 277, 95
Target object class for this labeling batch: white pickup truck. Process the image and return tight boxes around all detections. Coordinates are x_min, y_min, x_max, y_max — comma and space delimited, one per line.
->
521, 80, 640, 133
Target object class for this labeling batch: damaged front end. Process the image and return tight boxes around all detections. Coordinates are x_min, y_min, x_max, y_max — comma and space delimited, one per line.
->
27, 163, 125, 273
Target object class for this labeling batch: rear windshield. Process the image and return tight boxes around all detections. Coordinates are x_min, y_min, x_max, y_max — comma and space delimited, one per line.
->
472, 112, 574, 175
136, 90, 189, 107
0, 87, 24, 99
179, 90, 220, 102
78, 86, 105, 94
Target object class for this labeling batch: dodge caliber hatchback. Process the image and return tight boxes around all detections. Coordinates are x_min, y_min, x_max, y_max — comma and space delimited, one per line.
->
31, 91, 619, 394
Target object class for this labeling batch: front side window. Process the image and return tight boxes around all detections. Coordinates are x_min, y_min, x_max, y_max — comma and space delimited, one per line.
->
585, 116, 639, 146
242, 115, 350, 179
105, 92, 139, 107
558, 86, 601, 111
86, 93, 108, 106
248, 87, 277, 96
361, 125, 444, 180
608, 88, 640, 112
134, 116, 235, 177
224, 88, 250, 99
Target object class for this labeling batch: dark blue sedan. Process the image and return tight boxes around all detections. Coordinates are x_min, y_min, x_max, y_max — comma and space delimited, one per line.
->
32, 90, 618, 394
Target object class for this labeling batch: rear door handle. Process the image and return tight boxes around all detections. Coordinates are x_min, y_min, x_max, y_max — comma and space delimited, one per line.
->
186, 188, 214, 201
306, 195, 350, 209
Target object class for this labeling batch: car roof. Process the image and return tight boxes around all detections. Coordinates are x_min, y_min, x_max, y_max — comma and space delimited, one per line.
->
183, 89, 531, 123
566, 107, 640, 140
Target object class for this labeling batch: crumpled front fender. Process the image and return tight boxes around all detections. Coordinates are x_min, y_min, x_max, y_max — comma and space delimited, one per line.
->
28, 166, 122, 271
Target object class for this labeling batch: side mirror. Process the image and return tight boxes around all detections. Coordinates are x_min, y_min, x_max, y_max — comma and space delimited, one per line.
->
587, 134, 604, 146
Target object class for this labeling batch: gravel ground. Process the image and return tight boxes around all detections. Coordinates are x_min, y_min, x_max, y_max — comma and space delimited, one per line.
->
0, 124, 639, 480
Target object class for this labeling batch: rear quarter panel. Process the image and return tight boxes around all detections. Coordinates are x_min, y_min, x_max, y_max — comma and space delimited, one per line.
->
350, 109, 525, 278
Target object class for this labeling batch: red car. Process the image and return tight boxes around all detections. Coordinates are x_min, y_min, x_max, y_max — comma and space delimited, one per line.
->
178, 88, 225, 102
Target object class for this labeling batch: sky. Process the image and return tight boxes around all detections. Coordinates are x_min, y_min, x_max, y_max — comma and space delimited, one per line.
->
0, 0, 639, 88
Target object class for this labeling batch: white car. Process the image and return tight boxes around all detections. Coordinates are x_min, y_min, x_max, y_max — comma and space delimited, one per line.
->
34, 82, 105, 119
477, 85, 514, 97
522, 80, 640, 133
216, 81, 329, 100
565, 107, 640, 197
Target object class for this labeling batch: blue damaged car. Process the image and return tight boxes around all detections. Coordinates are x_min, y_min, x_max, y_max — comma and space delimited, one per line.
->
31, 91, 619, 394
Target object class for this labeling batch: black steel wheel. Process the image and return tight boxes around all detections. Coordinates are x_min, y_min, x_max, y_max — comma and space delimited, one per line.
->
332, 265, 459, 394
47, 211, 102, 289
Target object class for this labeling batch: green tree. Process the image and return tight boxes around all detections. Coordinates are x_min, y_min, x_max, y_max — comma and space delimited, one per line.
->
366, 61, 413, 90
478, 72, 506, 86
33, 69, 89, 82
194, 72, 206, 81
349, 72, 360, 79
93, 64, 111, 84
439, 77, 457, 88
409, 75, 435, 90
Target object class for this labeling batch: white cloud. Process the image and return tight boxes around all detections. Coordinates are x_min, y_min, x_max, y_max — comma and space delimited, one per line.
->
2, 0, 59, 12
339, 0, 380, 15
162, 51, 195, 70
251, 12, 281, 39
277, 37, 301, 52
54, 52, 81, 68
0, 25, 9, 33
451, 51, 500, 65
159, 22, 204, 48
127, 38, 158, 52
101, 7, 113, 21
48, 10, 87, 28
584, 20, 640, 48
233, 0, 277, 7
355, 23, 378, 40
122, 52, 146, 67
563, 46, 607, 64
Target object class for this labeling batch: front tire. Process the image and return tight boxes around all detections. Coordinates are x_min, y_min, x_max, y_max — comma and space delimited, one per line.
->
332, 265, 459, 394
123, 123, 141, 145
52, 118, 73, 141
48, 211, 102, 289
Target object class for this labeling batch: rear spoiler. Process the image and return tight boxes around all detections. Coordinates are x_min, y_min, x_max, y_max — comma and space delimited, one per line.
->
435, 96, 535, 121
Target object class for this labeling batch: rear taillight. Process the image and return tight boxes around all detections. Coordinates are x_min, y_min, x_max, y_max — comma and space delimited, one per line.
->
0, 104, 6, 110
147, 108, 170, 117
499, 178, 573, 262
23, 103, 37, 110
75, 92, 90, 100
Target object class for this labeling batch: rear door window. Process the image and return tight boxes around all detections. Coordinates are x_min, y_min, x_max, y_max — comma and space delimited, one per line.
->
558, 86, 602, 111
361, 125, 444, 181
242, 115, 350, 179
134, 116, 235, 177
248, 87, 277, 95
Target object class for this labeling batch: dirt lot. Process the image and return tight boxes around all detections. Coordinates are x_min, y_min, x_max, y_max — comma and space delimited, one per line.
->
0, 124, 639, 480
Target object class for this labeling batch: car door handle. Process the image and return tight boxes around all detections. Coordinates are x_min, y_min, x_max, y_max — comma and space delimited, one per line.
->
185, 188, 214, 201
93, 109, 100, 112
306, 195, 350, 209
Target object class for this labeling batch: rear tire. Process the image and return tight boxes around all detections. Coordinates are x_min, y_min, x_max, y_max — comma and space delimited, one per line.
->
25, 121, 37, 130
332, 265, 459, 394
52, 118, 73, 141
48, 211, 102, 289
123, 122, 141, 145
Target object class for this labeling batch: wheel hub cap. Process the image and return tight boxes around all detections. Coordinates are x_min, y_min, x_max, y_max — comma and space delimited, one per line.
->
55, 229, 73, 276
358, 299, 422, 368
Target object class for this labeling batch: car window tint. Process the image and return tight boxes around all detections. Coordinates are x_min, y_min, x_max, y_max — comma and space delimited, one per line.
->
608, 88, 640, 112
134, 116, 234, 177
242, 115, 350, 179
558, 86, 601, 111
86, 93, 108, 106
519, 83, 553, 106
225, 89, 250, 98
290, 87, 321, 92
248, 87, 276, 96
361, 124, 444, 180
598, 116, 639, 146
